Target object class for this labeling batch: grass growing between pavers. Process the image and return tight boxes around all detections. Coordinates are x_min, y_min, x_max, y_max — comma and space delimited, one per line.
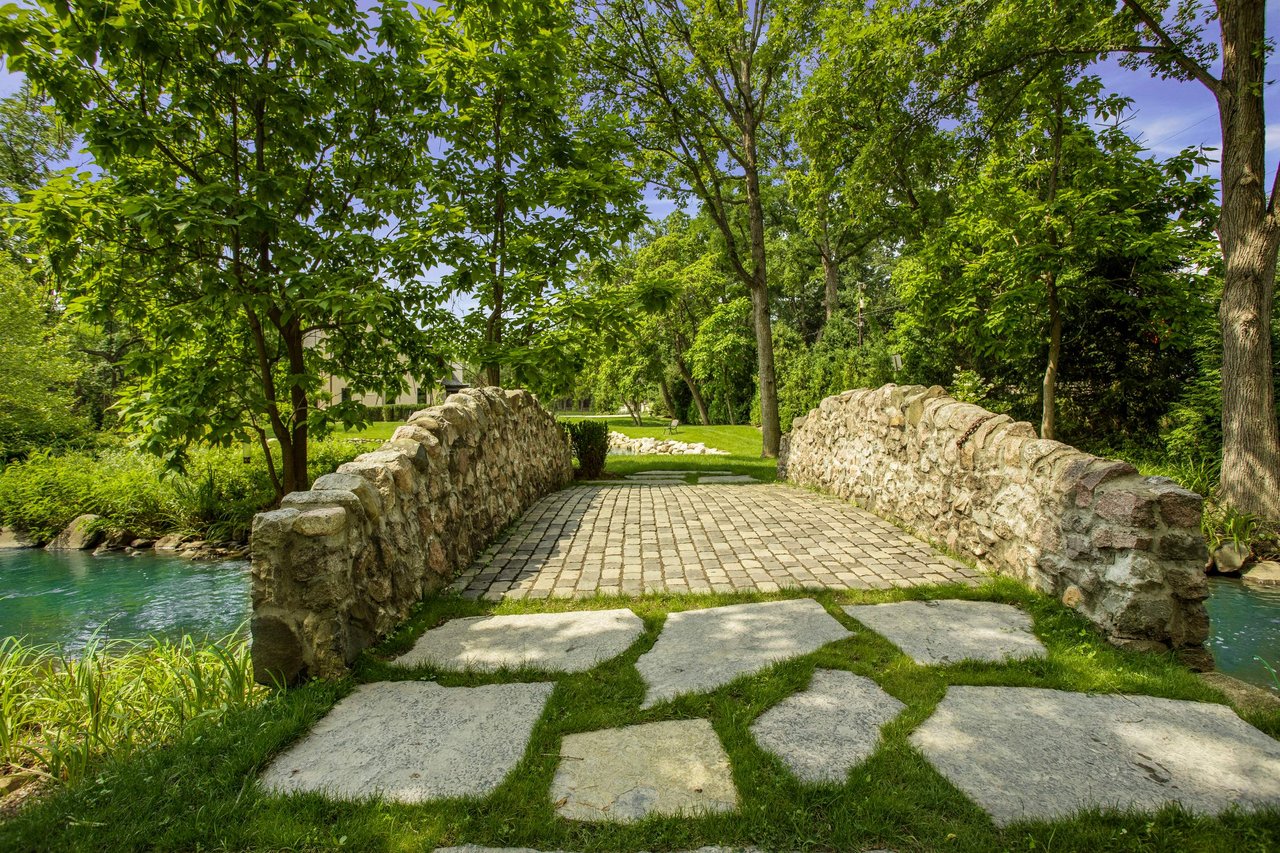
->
4, 578, 1277, 853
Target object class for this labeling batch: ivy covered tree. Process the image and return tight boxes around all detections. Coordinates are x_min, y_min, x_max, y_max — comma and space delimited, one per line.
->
3, 0, 447, 497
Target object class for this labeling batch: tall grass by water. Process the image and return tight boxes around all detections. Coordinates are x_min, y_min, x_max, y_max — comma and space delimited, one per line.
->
0, 633, 267, 787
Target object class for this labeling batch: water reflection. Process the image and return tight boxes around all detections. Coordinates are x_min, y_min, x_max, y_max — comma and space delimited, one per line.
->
0, 548, 250, 652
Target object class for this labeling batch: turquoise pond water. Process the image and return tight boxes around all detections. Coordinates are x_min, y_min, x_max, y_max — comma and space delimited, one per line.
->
1205, 576, 1280, 693
0, 548, 250, 652
0, 549, 1277, 694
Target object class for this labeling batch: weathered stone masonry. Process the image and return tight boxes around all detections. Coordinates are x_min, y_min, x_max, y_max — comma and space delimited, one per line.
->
779, 384, 1210, 659
250, 388, 572, 684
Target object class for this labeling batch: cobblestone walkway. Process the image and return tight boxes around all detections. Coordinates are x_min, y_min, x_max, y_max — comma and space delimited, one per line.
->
451, 484, 981, 601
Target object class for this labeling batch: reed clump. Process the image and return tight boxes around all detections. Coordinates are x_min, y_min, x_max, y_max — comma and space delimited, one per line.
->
0, 633, 267, 787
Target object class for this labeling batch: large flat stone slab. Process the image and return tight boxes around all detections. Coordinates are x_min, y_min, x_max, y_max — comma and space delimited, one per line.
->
911, 685, 1280, 825
697, 475, 759, 484
552, 719, 737, 822
843, 600, 1045, 666
636, 599, 851, 708
393, 609, 644, 673
260, 681, 554, 802
750, 669, 905, 783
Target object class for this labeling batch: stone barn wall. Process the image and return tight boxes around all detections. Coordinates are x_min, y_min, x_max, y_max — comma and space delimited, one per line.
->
779, 384, 1210, 660
250, 387, 572, 683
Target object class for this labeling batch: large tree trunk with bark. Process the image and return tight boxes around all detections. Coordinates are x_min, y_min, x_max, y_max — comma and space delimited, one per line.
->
1216, 0, 1280, 517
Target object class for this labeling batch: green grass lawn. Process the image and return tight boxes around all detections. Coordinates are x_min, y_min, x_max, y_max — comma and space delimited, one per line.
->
561, 416, 777, 483
342, 415, 779, 482
4, 579, 1277, 852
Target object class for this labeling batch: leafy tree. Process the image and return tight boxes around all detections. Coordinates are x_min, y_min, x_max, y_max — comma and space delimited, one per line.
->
3, 0, 446, 497
585, 0, 817, 456
0, 81, 71, 206
894, 73, 1216, 441
689, 297, 757, 426
0, 260, 84, 458
419, 0, 641, 388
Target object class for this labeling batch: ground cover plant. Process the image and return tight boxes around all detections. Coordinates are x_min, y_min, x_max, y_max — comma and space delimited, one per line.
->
2, 579, 1276, 852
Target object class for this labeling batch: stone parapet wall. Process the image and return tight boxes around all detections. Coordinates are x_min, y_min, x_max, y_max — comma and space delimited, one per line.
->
250, 387, 572, 683
779, 384, 1209, 657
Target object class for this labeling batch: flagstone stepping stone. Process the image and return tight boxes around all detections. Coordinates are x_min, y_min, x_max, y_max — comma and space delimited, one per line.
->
259, 681, 553, 802
636, 599, 851, 708
698, 475, 759, 483
551, 719, 737, 822
627, 469, 709, 477
911, 685, 1280, 825
393, 609, 645, 673
750, 669, 905, 783
843, 600, 1045, 666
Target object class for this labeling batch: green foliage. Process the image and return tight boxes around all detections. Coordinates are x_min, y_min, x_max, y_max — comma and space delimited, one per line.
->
4, 0, 448, 495
420, 0, 641, 390
0, 80, 71, 206
0, 260, 87, 458
564, 420, 608, 479
0, 633, 265, 786
362, 403, 425, 424
0, 439, 363, 544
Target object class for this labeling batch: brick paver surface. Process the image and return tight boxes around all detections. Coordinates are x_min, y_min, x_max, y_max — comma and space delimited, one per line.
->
452, 484, 982, 601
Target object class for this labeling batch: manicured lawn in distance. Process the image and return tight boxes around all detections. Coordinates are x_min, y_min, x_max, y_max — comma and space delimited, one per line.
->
3, 579, 1277, 852
342, 415, 779, 482
560, 416, 777, 482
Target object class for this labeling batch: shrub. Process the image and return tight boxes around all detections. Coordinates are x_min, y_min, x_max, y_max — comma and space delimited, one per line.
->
565, 420, 608, 479
0, 438, 365, 543
363, 403, 424, 422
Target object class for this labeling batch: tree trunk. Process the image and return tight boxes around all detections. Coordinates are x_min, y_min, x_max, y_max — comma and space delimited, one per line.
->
659, 375, 675, 419
673, 348, 710, 424
1215, 0, 1280, 517
742, 120, 781, 457
820, 219, 839, 324
282, 317, 309, 495
484, 87, 508, 389
1041, 272, 1061, 441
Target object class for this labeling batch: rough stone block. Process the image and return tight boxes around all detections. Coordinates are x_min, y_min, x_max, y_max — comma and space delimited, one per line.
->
1092, 490, 1156, 526
293, 507, 348, 538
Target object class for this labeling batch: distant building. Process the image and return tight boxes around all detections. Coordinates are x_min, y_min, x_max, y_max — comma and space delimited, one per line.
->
318, 362, 473, 409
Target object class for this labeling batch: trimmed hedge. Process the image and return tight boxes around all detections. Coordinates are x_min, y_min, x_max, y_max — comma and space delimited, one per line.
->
363, 403, 423, 422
